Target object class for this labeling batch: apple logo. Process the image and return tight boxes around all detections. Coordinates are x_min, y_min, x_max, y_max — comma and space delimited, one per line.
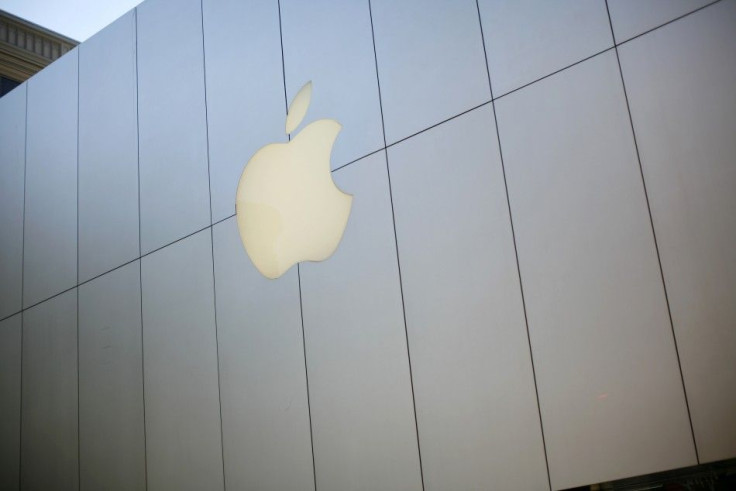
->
235, 81, 353, 279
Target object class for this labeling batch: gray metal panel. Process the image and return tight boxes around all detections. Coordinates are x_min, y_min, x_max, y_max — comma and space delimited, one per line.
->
388, 105, 549, 490
202, 0, 285, 223
495, 51, 696, 489
299, 153, 422, 491
141, 229, 224, 491
477, 0, 612, 97
212, 217, 314, 491
608, 0, 712, 42
78, 11, 139, 282
78, 261, 145, 491
370, 0, 490, 144
0, 314, 21, 490
0, 84, 25, 318
618, 1, 736, 463
23, 51, 78, 308
137, 0, 211, 253
21, 289, 78, 491
281, 0, 383, 169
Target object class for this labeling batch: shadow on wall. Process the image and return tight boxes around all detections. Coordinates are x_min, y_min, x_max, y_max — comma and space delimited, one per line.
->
562, 457, 736, 490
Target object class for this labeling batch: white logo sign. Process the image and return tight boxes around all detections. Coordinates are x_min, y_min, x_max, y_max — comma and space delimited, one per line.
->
235, 82, 353, 279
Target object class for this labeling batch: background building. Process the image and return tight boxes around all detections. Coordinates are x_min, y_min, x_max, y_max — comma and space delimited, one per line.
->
0, 0, 735, 490
0, 10, 78, 97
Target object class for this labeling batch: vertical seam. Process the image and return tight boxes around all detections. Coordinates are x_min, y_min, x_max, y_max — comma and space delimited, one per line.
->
277, 0, 289, 119
297, 266, 318, 491
19, 80, 29, 490
18, 310, 24, 490
208, 225, 227, 491
200, 0, 214, 227
134, 7, 149, 490
75, 46, 81, 491
367, 1, 426, 489
199, 1, 228, 488
474, 1, 552, 489
605, 0, 700, 464
278, 2, 318, 489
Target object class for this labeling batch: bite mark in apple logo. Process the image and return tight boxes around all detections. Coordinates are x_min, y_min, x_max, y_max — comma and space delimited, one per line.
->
235, 81, 353, 279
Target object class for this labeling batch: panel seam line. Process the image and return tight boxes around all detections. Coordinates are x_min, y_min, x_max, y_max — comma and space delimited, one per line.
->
605, 0, 700, 464
278, 2, 318, 489
368, 1, 426, 489
199, 1, 228, 488
76, 45, 81, 491
475, 1, 552, 489
134, 7, 150, 489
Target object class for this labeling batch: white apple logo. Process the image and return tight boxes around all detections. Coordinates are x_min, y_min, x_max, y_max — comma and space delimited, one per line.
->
235, 81, 353, 279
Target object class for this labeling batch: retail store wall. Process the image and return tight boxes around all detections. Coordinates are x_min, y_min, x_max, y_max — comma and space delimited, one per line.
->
1, 1, 735, 490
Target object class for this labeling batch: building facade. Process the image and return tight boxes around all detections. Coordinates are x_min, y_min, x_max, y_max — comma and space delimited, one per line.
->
0, 0, 735, 490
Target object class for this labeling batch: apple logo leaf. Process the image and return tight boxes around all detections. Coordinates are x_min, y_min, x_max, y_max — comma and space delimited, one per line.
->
285, 81, 312, 134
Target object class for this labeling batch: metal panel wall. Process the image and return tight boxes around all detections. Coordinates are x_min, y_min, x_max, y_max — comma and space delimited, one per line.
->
137, 0, 211, 253
141, 229, 223, 491
0, 84, 26, 318
299, 153, 423, 491
281, 0, 383, 168
78, 11, 139, 282
477, 0, 612, 96
202, 0, 286, 223
608, 0, 713, 42
79, 261, 145, 491
5, 0, 736, 489
619, 0, 736, 463
370, 0, 490, 144
23, 51, 78, 308
212, 218, 314, 491
496, 51, 696, 489
0, 314, 21, 489
21, 289, 78, 491
389, 105, 549, 491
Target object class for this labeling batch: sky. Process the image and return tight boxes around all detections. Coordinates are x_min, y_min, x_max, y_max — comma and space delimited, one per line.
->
0, 0, 144, 42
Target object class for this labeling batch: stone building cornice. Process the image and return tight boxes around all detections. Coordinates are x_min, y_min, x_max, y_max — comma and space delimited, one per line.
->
0, 9, 79, 82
